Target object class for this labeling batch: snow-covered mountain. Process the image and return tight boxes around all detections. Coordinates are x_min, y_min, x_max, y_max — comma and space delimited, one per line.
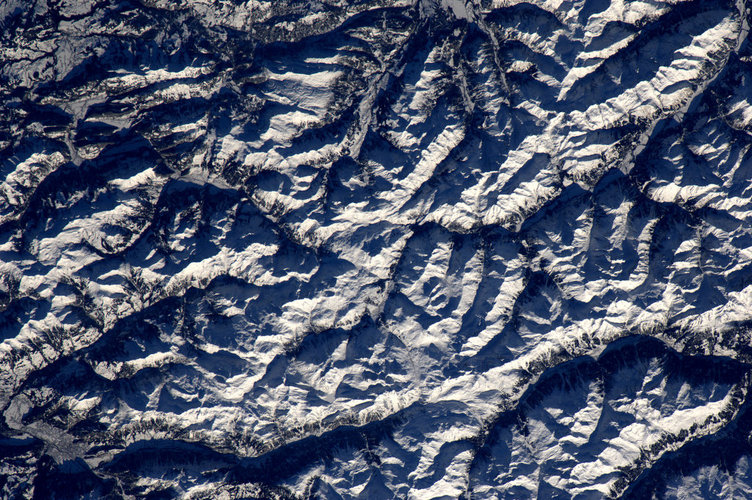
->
1, 0, 751, 497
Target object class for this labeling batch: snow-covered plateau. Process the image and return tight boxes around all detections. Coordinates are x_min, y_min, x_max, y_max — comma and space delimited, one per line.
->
1, 0, 752, 498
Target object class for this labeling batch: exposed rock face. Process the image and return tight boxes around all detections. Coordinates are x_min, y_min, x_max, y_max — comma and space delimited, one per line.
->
1, 0, 751, 497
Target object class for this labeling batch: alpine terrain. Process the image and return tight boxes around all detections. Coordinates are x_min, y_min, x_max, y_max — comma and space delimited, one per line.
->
1, 0, 752, 498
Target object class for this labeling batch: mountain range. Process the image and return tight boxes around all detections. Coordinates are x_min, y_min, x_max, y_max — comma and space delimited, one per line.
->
1, 0, 752, 497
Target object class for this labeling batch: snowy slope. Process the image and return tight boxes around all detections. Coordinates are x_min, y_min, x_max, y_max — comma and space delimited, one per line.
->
1, 0, 752, 498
